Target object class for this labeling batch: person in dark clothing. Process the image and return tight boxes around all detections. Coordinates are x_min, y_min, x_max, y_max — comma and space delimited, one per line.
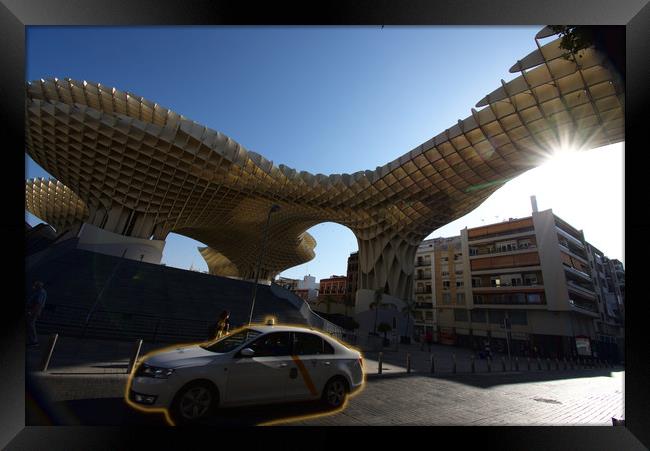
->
26, 281, 47, 347
208, 310, 231, 340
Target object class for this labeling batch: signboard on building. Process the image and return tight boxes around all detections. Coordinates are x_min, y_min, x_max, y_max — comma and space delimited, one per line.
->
575, 336, 592, 356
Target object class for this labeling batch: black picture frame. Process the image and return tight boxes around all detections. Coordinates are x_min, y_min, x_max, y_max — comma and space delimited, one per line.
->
2, 0, 647, 449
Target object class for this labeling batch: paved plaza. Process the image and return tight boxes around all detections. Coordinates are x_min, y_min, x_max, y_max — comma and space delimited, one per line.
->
26, 335, 624, 427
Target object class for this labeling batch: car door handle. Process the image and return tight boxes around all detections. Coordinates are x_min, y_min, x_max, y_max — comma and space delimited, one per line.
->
323, 361, 331, 366
279, 363, 288, 367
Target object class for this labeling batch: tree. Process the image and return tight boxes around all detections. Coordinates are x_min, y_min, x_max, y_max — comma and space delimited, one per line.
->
548, 26, 625, 82
377, 322, 392, 342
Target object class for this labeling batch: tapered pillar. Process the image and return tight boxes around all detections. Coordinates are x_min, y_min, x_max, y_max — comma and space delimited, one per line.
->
356, 229, 422, 300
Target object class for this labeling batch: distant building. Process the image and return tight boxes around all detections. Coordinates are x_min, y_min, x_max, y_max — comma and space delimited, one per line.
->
276, 276, 300, 291
412, 236, 463, 343
316, 275, 348, 315
416, 197, 624, 361
346, 252, 359, 308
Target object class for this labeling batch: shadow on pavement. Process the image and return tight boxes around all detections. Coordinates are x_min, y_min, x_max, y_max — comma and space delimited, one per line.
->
29, 391, 339, 426
365, 367, 623, 388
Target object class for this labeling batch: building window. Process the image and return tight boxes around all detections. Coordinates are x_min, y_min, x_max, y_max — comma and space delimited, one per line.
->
454, 309, 468, 322
473, 294, 483, 304
441, 257, 448, 262
441, 271, 450, 277
490, 277, 501, 288
488, 309, 505, 325
472, 277, 482, 288
513, 293, 526, 304
470, 309, 486, 322
508, 310, 528, 325
524, 274, 538, 285
442, 281, 451, 289
456, 292, 465, 304
496, 240, 517, 252
442, 293, 451, 304
454, 253, 462, 260
456, 280, 464, 288
526, 293, 543, 304
469, 247, 478, 256
509, 276, 522, 287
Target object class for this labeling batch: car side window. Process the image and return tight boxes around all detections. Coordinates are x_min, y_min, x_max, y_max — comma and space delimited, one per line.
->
247, 332, 291, 357
293, 332, 334, 355
323, 339, 335, 355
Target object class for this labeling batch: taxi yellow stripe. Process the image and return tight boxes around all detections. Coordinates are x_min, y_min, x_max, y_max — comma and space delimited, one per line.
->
290, 355, 319, 396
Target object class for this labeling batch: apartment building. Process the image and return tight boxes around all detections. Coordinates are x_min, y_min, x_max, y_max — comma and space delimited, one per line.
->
423, 197, 622, 360
585, 244, 624, 361
413, 236, 465, 344
316, 275, 348, 314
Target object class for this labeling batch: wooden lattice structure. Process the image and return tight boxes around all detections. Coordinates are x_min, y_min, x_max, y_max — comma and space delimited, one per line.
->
25, 29, 624, 299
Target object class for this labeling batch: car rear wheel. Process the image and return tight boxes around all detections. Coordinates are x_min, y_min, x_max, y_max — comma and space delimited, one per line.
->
170, 381, 218, 425
322, 376, 348, 409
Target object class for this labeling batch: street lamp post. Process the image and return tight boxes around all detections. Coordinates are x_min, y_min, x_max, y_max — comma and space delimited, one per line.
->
248, 204, 280, 326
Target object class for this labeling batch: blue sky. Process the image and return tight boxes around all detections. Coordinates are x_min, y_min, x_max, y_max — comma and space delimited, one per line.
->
25, 26, 624, 280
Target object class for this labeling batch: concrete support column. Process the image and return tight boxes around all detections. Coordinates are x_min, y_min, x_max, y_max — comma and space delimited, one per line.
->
357, 229, 422, 300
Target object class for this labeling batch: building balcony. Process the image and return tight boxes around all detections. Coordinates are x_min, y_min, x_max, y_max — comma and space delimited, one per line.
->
467, 227, 535, 244
415, 302, 433, 310
556, 226, 585, 249
415, 274, 433, 280
558, 243, 589, 264
564, 265, 592, 281
567, 281, 596, 299
415, 260, 431, 267
473, 284, 544, 293
469, 244, 537, 258
415, 289, 432, 294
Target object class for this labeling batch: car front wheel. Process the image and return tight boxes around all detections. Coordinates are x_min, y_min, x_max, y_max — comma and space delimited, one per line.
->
322, 377, 348, 409
170, 381, 218, 425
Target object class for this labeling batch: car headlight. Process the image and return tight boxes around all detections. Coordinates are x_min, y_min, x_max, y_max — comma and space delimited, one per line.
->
137, 364, 175, 379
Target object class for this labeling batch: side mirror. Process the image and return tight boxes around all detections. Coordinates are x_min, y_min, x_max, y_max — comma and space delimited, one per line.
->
240, 348, 255, 357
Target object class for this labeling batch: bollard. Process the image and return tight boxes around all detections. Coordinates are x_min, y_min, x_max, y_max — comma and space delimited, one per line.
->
406, 353, 411, 374
378, 352, 383, 375
527, 357, 531, 371
563, 357, 567, 370
40, 333, 59, 373
127, 338, 143, 374
555, 358, 559, 370
487, 357, 492, 373
537, 357, 541, 371
546, 358, 551, 371
452, 354, 456, 374
430, 354, 435, 373
501, 357, 506, 372
471, 355, 475, 373
515, 357, 519, 371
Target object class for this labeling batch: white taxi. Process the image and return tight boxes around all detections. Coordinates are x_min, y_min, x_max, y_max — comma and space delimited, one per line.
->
126, 321, 364, 424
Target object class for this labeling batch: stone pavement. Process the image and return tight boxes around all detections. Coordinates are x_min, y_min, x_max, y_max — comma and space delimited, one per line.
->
285, 370, 625, 426
25, 334, 625, 427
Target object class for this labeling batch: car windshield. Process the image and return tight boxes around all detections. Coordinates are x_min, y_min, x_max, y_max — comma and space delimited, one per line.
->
200, 328, 262, 353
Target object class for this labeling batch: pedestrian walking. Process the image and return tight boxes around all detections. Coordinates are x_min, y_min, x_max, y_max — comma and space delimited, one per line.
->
26, 281, 47, 347
484, 340, 492, 359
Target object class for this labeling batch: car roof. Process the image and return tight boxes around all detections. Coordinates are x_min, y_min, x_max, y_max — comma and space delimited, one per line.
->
247, 324, 328, 334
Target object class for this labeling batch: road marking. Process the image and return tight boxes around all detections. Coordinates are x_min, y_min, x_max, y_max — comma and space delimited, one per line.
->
291, 355, 318, 396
